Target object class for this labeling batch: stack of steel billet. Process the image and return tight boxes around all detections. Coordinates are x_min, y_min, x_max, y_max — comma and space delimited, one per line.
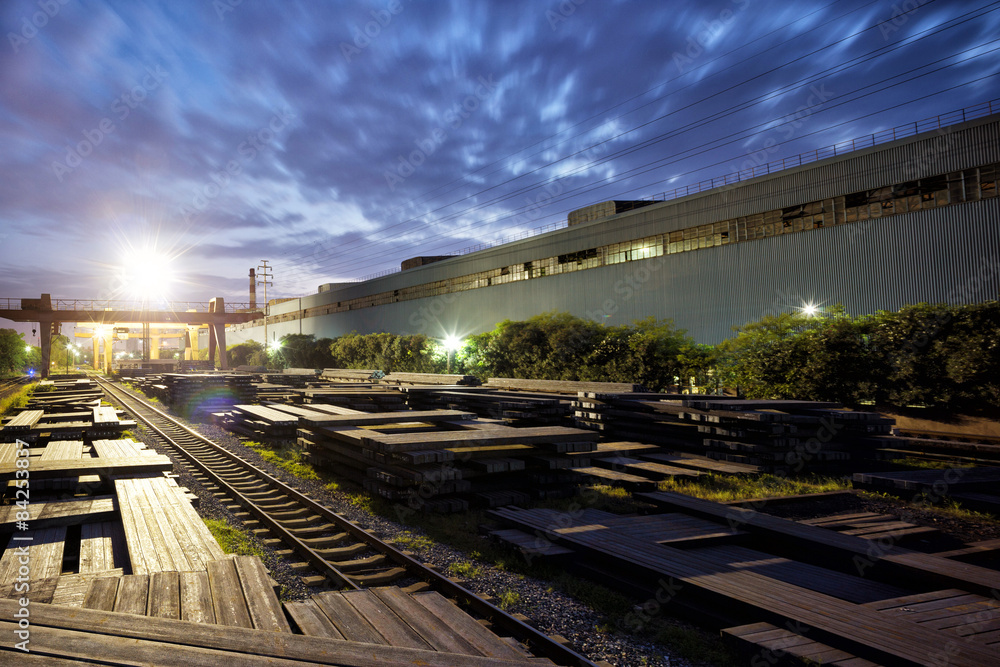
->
575, 393, 895, 473
398, 386, 573, 426
295, 409, 600, 512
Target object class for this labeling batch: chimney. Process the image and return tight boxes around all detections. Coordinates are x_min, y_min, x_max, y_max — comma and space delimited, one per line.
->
249, 268, 256, 309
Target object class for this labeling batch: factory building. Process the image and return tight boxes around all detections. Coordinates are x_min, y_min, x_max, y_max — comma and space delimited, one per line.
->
228, 109, 1000, 347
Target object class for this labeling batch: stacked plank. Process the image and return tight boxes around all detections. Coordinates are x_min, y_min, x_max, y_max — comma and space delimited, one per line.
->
2, 401, 135, 445
301, 384, 406, 411
221, 404, 301, 441
577, 394, 895, 473
297, 409, 601, 511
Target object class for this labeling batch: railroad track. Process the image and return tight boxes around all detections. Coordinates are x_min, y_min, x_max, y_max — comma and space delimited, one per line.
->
96, 376, 597, 667
0, 376, 28, 400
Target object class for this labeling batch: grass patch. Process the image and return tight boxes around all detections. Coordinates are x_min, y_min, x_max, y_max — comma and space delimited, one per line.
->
0, 382, 35, 418
244, 440, 324, 482
656, 473, 851, 503
202, 518, 267, 559
497, 589, 520, 611
892, 457, 976, 470
537, 484, 652, 514
391, 530, 435, 552
446, 560, 482, 578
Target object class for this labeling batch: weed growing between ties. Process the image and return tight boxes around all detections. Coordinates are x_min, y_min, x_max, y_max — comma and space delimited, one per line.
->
656, 473, 851, 502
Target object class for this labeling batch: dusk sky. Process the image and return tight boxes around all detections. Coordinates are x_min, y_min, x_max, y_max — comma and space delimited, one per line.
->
1, 0, 997, 328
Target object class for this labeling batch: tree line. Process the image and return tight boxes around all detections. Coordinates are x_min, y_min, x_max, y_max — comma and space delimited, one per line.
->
223, 301, 1000, 413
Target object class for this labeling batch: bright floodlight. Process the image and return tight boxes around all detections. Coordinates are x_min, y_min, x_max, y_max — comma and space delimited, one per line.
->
802, 302, 819, 317
268, 339, 282, 351
24, 346, 31, 353
120, 248, 175, 303
443, 335, 462, 351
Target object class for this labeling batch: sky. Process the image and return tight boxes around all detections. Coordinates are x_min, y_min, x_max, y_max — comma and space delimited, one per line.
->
0, 0, 998, 335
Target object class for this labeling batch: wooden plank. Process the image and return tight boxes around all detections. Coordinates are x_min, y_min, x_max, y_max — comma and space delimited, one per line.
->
372, 587, 485, 655
0, 527, 67, 584
148, 571, 181, 619
206, 558, 253, 628
0, 456, 172, 481
179, 571, 215, 624
79, 521, 118, 573
39, 440, 83, 461
50, 569, 125, 607
114, 574, 150, 615
0, 601, 542, 666
311, 591, 386, 644
0, 496, 115, 531
412, 591, 529, 660
232, 556, 291, 633
81, 576, 119, 612
372, 587, 492, 655
284, 598, 344, 638
340, 589, 431, 649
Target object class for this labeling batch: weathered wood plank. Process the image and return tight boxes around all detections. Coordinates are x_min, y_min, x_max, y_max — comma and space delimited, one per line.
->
206, 558, 253, 628
340, 589, 431, 649
148, 571, 181, 620
312, 591, 386, 644
0, 456, 172, 481
372, 586, 484, 655
0, 496, 115, 531
284, 598, 344, 638
0, 607, 541, 666
233, 556, 291, 633
179, 570, 215, 624
412, 591, 530, 660
82, 576, 119, 612
114, 574, 150, 615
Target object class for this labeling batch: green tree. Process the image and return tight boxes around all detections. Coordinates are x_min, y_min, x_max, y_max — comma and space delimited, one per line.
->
0, 329, 29, 376
227, 340, 265, 367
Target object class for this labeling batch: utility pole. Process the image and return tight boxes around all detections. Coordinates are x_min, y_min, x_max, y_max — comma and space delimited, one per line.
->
257, 260, 273, 350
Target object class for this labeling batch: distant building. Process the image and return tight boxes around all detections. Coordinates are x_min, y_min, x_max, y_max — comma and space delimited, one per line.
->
229, 110, 1000, 345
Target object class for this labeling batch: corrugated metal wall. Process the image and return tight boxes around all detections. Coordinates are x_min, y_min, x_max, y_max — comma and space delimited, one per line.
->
228, 115, 1000, 346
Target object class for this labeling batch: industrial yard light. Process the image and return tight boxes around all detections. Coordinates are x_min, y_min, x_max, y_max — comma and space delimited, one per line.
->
443, 336, 462, 373
801, 302, 819, 317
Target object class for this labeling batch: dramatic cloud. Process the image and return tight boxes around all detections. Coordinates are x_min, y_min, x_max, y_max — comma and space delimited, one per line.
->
0, 0, 997, 319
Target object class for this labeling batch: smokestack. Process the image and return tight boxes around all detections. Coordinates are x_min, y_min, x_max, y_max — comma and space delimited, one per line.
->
249, 268, 256, 309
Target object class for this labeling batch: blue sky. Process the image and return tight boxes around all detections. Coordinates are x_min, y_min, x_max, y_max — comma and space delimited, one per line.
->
0, 0, 997, 317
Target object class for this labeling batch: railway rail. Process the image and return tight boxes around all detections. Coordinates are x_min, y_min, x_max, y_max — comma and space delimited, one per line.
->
95, 375, 597, 667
